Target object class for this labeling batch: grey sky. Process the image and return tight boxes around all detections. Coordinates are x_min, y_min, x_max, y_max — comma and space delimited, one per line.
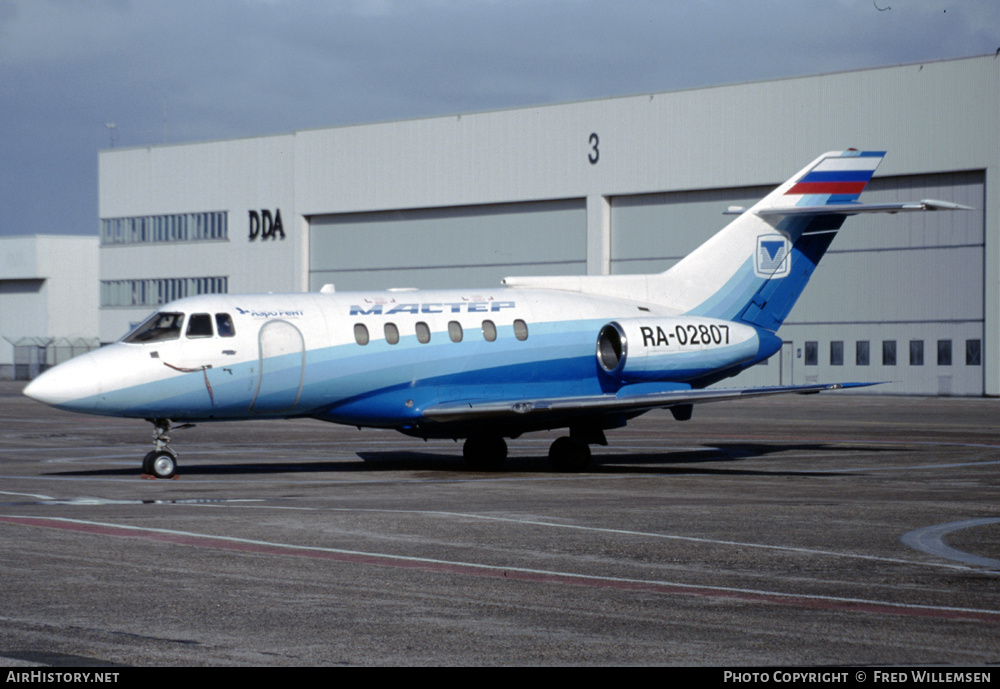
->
1, 0, 996, 237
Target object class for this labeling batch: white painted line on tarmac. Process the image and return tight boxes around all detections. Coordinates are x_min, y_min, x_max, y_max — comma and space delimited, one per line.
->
3, 514, 998, 623
901, 518, 1000, 570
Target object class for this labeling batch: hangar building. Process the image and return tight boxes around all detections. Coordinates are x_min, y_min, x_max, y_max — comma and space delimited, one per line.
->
0, 235, 99, 379
98, 54, 999, 396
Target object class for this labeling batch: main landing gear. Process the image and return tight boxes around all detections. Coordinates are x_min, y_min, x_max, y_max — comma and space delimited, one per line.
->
462, 435, 508, 470
547, 436, 592, 472
461, 429, 603, 472
141, 418, 180, 479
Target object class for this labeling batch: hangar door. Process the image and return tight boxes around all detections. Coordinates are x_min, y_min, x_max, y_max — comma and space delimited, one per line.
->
610, 185, 772, 275
309, 199, 587, 292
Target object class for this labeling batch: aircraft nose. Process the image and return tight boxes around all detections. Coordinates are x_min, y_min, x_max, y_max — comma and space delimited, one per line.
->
23, 353, 103, 408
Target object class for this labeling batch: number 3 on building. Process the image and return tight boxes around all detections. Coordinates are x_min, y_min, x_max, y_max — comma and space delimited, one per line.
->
588, 133, 599, 165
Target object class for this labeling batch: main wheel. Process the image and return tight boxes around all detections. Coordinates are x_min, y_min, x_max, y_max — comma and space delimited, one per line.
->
548, 436, 591, 472
146, 450, 178, 479
462, 435, 508, 470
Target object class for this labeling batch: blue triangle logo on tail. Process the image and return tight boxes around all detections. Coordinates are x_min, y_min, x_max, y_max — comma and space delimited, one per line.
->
754, 235, 790, 277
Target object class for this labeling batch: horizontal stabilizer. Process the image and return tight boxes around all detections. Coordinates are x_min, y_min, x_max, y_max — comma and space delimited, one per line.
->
756, 199, 973, 218
422, 382, 882, 424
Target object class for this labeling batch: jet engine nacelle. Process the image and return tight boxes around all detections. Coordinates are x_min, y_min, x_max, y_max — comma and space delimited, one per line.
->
596, 316, 762, 382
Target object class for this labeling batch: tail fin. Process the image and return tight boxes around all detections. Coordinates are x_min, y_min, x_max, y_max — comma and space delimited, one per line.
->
660, 150, 885, 331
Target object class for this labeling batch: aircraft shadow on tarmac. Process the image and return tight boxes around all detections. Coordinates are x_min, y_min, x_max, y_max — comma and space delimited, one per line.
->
44, 441, 895, 478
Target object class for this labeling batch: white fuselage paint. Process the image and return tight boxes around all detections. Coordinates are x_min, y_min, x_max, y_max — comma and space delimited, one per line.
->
24, 287, 772, 433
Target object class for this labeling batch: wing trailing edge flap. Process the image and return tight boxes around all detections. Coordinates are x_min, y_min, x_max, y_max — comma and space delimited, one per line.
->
420, 382, 882, 424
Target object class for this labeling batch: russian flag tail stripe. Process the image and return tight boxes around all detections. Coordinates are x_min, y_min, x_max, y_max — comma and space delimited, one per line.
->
783, 150, 885, 204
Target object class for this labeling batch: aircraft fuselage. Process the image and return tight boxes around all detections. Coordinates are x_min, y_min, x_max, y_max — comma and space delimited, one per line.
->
27, 288, 776, 440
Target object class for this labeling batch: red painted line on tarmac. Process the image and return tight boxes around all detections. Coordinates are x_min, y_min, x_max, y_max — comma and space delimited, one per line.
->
4, 515, 998, 623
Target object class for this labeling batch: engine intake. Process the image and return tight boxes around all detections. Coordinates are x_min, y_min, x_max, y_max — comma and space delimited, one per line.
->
596, 317, 762, 382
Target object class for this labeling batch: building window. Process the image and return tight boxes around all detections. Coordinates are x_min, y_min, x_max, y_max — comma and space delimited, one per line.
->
804, 341, 818, 366
937, 340, 952, 366
100, 277, 228, 308
909, 340, 924, 366
966, 339, 982, 366
101, 211, 228, 245
856, 341, 870, 366
882, 340, 896, 366
830, 341, 844, 366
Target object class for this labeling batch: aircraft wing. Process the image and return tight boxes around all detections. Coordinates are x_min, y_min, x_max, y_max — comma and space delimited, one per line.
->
421, 382, 881, 424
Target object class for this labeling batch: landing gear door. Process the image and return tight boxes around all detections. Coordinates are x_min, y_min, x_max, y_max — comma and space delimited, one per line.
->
251, 319, 305, 413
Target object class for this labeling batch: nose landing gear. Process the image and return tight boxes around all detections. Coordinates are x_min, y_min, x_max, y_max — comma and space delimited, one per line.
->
142, 449, 177, 479
141, 418, 186, 479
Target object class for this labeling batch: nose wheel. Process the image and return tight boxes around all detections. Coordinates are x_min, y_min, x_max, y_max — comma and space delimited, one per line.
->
142, 418, 184, 479
142, 449, 178, 479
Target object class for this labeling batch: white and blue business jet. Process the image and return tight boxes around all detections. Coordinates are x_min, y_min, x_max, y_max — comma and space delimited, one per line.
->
25, 151, 969, 478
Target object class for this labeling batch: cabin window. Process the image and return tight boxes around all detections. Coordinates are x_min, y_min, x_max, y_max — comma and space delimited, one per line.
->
415, 321, 431, 344
186, 313, 214, 339
354, 323, 369, 345
513, 319, 529, 341
482, 320, 497, 342
123, 311, 185, 343
448, 321, 463, 343
385, 323, 399, 345
215, 313, 236, 337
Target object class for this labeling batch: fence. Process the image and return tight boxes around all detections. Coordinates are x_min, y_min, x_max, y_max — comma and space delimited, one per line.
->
4, 337, 102, 380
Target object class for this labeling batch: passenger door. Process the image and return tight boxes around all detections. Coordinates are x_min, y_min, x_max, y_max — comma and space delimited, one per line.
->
250, 319, 306, 413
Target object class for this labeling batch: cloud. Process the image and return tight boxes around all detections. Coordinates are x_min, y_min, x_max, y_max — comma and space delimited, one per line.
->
0, 0, 997, 236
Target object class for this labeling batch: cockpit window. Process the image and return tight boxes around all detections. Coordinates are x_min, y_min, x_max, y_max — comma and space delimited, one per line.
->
123, 312, 185, 343
186, 313, 214, 338
215, 313, 236, 338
